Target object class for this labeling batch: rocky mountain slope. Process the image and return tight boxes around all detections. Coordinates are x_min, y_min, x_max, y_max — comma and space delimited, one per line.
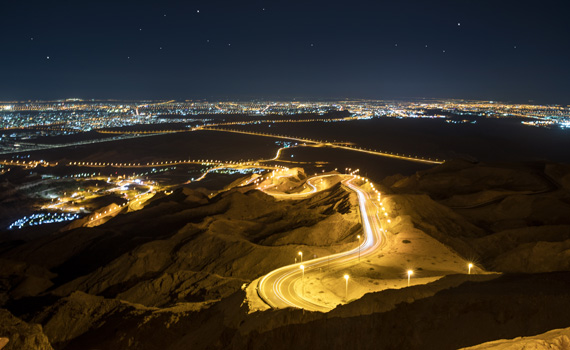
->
1, 175, 358, 308
388, 160, 570, 274
1, 161, 570, 349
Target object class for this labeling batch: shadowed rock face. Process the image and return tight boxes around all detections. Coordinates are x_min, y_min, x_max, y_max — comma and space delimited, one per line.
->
0, 309, 52, 350
18, 273, 570, 350
387, 160, 570, 274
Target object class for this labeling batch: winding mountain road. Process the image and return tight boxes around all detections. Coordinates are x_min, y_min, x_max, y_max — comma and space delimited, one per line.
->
257, 174, 387, 311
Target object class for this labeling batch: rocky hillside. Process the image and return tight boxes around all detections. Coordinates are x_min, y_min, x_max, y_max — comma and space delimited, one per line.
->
7, 273, 570, 350
0, 309, 52, 350
1, 162, 570, 349
387, 160, 570, 274
1, 178, 359, 309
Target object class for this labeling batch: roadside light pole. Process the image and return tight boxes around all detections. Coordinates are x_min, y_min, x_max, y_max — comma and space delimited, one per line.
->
300, 265, 305, 296
407, 270, 413, 287
468, 263, 473, 274
298, 251, 303, 263
344, 274, 349, 301
357, 235, 361, 262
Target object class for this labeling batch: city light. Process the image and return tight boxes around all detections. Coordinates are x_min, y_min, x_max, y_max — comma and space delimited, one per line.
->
2, 2, 568, 347
8, 212, 80, 230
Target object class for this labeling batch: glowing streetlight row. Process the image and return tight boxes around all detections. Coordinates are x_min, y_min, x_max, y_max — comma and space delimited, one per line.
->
68, 159, 261, 168
1, 159, 56, 168
405, 263, 477, 287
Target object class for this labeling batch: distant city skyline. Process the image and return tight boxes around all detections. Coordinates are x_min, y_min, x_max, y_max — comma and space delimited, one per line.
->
2, 0, 569, 104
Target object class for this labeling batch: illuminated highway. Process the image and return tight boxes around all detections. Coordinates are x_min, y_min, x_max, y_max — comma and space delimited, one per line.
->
0, 133, 160, 156
257, 174, 387, 311
1, 159, 57, 168
64, 159, 287, 170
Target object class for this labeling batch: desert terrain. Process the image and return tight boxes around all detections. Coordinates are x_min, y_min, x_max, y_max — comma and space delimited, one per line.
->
1, 157, 570, 349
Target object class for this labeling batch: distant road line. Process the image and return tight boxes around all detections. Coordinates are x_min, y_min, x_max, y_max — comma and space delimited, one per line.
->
203, 127, 444, 165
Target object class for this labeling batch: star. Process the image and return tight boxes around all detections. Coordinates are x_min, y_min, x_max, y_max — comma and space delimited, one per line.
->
514, 46, 517, 49
139, 28, 142, 31
197, 10, 200, 13
159, 47, 163, 50
310, 43, 314, 47
442, 50, 446, 53
46, 56, 50, 59
206, 39, 210, 43
30, 37, 34, 41
458, 22, 461, 26
425, 45, 428, 48
394, 43, 398, 47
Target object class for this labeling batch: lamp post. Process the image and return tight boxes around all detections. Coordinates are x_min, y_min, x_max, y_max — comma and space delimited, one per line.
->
300, 265, 305, 296
298, 251, 303, 263
468, 263, 473, 275
357, 234, 361, 262
344, 274, 349, 300
407, 270, 413, 287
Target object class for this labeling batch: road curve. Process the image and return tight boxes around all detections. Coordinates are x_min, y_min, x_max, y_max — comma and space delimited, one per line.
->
257, 174, 386, 311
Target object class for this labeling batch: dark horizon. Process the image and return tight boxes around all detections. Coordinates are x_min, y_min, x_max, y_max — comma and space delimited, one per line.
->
2, 96, 568, 107
2, 0, 569, 104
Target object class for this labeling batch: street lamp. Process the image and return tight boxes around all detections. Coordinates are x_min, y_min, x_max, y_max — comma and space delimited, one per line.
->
344, 274, 349, 300
468, 263, 473, 274
298, 251, 303, 262
357, 234, 361, 262
300, 265, 305, 296
407, 270, 413, 286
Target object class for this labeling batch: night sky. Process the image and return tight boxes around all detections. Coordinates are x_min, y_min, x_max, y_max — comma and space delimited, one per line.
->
2, 0, 569, 103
